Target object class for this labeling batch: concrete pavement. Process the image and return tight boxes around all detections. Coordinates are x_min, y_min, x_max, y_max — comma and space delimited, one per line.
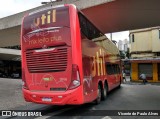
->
0, 77, 160, 119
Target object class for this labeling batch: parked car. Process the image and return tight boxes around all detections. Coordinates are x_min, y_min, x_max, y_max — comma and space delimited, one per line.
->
0, 72, 8, 78
11, 72, 20, 78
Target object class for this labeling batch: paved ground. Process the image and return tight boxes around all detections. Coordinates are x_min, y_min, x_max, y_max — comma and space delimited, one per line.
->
0, 78, 31, 110
0, 77, 160, 119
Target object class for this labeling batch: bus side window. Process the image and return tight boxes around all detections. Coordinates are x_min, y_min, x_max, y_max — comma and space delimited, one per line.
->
78, 12, 103, 40
114, 64, 120, 74
112, 64, 117, 74
106, 64, 120, 75
78, 13, 88, 38
117, 65, 121, 74
106, 64, 114, 75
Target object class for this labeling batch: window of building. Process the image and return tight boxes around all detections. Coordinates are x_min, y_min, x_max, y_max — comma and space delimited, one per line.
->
132, 34, 134, 42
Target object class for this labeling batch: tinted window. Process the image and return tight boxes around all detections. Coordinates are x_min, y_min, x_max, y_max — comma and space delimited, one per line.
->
106, 64, 120, 75
78, 12, 103, 40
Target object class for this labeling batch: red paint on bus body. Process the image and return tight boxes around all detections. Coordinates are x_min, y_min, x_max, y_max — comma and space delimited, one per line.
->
21, 4, 121, 105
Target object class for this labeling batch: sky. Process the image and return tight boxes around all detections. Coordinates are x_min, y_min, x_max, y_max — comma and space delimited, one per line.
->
106, 31, 129, 42
0, 0, 45, 18
0, 0, 129, 42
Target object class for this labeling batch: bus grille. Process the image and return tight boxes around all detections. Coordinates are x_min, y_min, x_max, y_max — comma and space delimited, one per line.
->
26, 47, 67, 73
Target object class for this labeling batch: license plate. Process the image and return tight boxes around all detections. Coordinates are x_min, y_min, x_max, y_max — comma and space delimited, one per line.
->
42, 97, 52, 102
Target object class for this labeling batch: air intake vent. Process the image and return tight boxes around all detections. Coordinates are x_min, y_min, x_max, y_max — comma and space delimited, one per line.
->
26, 47, 67, 73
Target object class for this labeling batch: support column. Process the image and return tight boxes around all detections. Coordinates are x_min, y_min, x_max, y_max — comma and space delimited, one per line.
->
153, 63, 158, 82
131, 63, 138, 81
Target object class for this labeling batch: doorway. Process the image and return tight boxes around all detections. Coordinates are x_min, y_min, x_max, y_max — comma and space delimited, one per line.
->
138, 63, 153, 80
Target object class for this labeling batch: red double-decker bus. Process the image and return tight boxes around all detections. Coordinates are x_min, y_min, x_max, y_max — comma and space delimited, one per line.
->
21, 4, 121, 105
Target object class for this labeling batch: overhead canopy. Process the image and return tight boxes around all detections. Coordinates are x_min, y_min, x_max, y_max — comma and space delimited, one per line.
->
0, 0, 160, 48
0, 48, 20, 60
82, 0, 160, 33
0, 0, 160, 60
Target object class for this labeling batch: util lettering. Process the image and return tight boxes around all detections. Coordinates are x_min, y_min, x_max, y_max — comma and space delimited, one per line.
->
92, 49, 105, 77
34, 10, 56, 26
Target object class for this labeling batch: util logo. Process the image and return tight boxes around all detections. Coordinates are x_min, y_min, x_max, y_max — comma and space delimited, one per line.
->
34, 10, 56, 26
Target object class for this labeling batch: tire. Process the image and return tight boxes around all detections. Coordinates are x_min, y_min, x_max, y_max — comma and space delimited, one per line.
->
95, 84, 102, 104
102, 83, 108, 100
118, 79, 121, 88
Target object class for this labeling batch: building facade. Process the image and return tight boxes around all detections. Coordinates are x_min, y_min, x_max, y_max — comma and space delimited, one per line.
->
129, 27, 160, 82
118, 40, 123, 51
118, 39, 129, 52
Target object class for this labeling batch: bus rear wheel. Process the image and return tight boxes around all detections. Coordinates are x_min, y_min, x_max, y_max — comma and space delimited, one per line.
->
118, 79, 121, 88
102, 83, 108, 100
95, 84, 102, 104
